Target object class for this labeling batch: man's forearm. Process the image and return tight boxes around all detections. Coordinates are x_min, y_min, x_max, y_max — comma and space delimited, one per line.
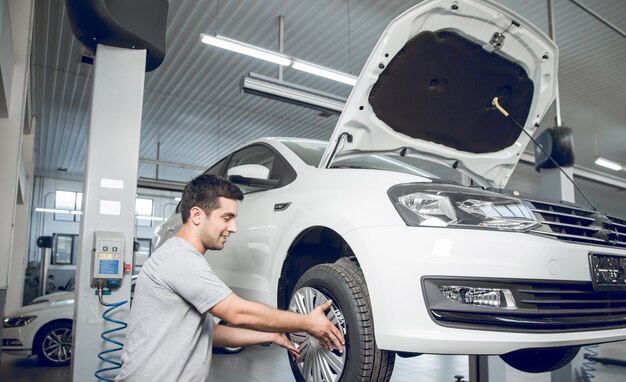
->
212, 323, 275, 348
224, 297, 310, 333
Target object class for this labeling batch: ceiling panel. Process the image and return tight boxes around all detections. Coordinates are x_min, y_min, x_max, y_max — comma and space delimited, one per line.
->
30, 0, 626, 189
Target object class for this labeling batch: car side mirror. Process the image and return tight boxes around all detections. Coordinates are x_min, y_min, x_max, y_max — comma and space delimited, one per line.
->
227, 164, 279, 189
227, 164, 270, 179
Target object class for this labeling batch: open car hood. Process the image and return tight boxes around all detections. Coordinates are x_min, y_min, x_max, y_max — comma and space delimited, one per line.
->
320, 0, 558, 188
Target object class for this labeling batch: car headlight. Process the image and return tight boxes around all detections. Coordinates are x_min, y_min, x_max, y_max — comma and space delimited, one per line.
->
3, 315, 37, 328
388, 183, 539, 231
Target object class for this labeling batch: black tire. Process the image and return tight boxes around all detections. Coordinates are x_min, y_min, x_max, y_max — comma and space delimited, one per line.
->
500, 346, 580, 373
34, 321, 73, 366
288, 263, 395, 382
213, 346, 245, 354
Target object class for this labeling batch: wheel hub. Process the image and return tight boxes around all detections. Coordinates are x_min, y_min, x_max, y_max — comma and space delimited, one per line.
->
42, 328, 72, 363
289, 286, 347, 382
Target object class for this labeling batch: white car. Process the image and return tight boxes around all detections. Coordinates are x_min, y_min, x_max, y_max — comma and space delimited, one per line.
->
2, 291, 75, 365
150, 0, 625, 381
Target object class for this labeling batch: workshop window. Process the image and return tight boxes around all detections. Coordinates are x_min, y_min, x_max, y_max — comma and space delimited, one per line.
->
135, 198, 154, 227
52, 234, 78, 265
54, 190, 82, 222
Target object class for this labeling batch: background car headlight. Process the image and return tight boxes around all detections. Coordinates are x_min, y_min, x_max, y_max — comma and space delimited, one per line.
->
388, 183, 539, 231
3, 315, 37, 328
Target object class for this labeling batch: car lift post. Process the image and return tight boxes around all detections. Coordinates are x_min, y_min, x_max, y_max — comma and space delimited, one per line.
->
468, 356, 505, 382
70, 44, 145, 381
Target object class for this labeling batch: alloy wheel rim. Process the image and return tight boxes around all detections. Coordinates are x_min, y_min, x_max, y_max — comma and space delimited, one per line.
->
289, 286, 347, 382
42, 328, 72, 363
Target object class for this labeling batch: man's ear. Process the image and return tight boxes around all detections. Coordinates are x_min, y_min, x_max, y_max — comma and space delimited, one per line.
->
189, 206, 205, 225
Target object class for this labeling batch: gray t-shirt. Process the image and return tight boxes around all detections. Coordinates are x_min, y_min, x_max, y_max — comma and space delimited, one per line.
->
117, 237, 231, 382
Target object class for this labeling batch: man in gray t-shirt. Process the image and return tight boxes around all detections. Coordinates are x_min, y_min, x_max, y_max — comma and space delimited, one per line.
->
117, 175, 344, 382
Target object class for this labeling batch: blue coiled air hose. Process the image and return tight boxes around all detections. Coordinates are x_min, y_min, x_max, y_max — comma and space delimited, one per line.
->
94, 284, 128, 382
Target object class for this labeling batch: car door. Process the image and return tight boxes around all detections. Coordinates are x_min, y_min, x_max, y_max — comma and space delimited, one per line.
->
208, 144, 296, 305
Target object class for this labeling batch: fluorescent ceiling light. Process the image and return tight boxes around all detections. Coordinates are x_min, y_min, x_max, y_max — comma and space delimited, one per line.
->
242, 73, 346, 114
35, 208, 72, 214
200, 34, 291, 66
291, 59, 357, 86
200, 34, 357, 85
595, 157, 623, 171
136, 215, 165, 221
33, 208, 82, 215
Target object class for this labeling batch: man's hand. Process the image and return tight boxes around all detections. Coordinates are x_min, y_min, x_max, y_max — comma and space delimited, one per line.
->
271, 333, 300, 360
306, 300, 345, 352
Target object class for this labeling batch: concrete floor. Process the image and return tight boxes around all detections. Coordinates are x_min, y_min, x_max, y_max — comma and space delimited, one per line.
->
2, 342, 626, 381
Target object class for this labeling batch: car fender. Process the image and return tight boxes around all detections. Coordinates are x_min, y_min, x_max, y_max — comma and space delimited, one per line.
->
267, 182, 405, 307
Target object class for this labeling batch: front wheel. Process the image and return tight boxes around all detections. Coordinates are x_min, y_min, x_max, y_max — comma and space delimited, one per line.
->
288, 263, 395, 382
34, 321, 73, 366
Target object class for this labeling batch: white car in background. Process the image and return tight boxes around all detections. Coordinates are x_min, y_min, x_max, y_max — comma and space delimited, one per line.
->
2, 291, 74, 365
151, 0, 625, 381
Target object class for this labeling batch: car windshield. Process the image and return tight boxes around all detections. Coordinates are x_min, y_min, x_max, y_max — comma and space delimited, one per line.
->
281, 139, 467, 182
280, 139, 327, 166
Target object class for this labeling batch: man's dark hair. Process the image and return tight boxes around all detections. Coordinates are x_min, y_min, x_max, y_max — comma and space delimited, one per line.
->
180, 175, 244, 223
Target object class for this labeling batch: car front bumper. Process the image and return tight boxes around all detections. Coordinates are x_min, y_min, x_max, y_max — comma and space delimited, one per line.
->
345, 225, 626, 355
2, 328, 32, 356
2, 325, 34, 356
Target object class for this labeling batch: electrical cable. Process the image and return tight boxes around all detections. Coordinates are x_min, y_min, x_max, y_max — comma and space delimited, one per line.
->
580, 344, 598, 381
94, 286, 128, 382
491, 97, 597, 211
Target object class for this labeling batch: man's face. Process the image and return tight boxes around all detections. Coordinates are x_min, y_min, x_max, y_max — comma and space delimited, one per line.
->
199, 197, 238, 251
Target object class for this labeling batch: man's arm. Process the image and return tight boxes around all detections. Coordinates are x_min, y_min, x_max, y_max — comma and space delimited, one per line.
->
208, 293, 344, 351
212, 323, 299, 359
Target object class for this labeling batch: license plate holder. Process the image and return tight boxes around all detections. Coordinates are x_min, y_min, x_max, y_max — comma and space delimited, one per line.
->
589, 253, 626, 291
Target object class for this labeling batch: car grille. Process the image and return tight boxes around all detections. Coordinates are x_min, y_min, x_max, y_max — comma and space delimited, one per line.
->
525, 199, 626, 248
425, 278, 626, 332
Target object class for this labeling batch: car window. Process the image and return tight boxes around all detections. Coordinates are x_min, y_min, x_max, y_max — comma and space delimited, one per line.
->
204, 156, 228, 176
225, 144, 296, 194
332, 154, 437, 178
392, 155, 462, 183
281, 140, 326, 166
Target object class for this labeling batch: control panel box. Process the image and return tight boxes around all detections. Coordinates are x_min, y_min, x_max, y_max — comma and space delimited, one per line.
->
91, 231, 124, 287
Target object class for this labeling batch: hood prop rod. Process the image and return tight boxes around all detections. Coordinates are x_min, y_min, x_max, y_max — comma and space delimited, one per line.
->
492, 97, 597, 211
324, 132, 353, 168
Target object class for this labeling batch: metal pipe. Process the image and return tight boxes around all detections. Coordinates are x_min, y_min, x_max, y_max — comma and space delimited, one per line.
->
138, 158, 206, 171
156, 141, 161, 181
547, 0, 562, 127
278, 15, 285, 81
568, 0, 626, 39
